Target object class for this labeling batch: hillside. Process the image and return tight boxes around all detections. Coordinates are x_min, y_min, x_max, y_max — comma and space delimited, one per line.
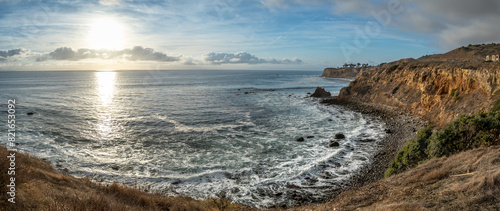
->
295, 145, 500, 211
335, 44, 500, 126
419, 43, 500, 62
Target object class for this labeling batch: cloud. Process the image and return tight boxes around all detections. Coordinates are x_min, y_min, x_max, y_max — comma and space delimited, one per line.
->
36, 46, 181, 62
261, 0, 289, 10
338, 0, 500, 48
205, 52, 302, 65
99, 0, 120, 6
0, 48, 30, 62
261, 0, 500, 49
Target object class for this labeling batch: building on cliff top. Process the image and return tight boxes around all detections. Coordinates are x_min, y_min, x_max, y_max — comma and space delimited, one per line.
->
485, 55, 499, 61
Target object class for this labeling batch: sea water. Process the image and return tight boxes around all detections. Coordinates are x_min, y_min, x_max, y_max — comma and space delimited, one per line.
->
0, 70, 385, 207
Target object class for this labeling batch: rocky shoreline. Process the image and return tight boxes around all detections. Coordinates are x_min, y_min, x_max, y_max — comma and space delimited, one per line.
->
321, 98, 428, 189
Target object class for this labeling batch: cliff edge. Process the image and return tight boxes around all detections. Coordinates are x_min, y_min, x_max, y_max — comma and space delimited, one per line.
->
322, 67, 363, 78
334, 44, 500, 126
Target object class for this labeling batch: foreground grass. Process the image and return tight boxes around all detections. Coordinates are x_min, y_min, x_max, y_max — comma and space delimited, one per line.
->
296, 146, 500, 210
0, 146, 254, 211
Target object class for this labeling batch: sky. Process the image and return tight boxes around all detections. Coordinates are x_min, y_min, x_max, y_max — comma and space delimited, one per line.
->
0, 0, 499, 71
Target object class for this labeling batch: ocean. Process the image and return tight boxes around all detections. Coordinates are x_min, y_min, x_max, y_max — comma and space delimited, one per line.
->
0, 70, 385, 207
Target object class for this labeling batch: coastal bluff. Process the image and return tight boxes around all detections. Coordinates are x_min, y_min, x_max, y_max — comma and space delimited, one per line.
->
330, 44, 500, 126
322, 67, 368, 78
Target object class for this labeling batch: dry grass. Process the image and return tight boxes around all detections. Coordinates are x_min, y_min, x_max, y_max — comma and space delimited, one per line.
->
0, 146, 254, 211
291, 146, 500, 211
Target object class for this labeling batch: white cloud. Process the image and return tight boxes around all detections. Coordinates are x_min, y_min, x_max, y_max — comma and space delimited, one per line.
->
205, 52, 302, 65
99, 0, 120, 6
36, 46, 181, 62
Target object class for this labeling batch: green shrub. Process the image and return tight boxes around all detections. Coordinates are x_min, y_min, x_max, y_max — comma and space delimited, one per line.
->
426, 112, 500, 158
388, 65, 398, 72
385, 111, 500, 178
385, 126, 433, 177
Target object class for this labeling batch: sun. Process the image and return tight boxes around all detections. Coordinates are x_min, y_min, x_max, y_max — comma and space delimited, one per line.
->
87, 18, 125, 50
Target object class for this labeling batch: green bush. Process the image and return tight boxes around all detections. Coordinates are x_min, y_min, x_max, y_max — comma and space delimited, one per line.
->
385, 111, 500, 178
388, 65, 398, 72
385, 126, 433, 177
426, 112, 500, 158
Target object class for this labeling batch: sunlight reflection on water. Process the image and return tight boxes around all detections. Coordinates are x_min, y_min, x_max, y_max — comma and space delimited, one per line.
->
95, 71, 116, 139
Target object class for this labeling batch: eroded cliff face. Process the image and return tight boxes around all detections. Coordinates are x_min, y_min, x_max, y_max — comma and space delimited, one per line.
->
337, 59, 500, 126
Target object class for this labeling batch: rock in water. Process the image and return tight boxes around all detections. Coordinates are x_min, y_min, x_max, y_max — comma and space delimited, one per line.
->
329, 141, 340, 147
27, 112, 34, 115
360, 139, 376, 142
334, 133, 345, 139
306, 136, 315, 139
310, 87, 331, 98
296, 137, 305, 142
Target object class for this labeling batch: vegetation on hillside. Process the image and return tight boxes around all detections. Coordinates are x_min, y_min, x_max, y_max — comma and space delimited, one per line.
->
385, 111, 500, 177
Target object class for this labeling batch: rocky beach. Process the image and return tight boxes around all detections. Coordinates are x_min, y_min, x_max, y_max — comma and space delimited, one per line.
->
321, 99, 427, 189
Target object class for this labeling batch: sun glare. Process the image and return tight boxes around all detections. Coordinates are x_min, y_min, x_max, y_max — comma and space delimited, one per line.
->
87, 18, 125, 50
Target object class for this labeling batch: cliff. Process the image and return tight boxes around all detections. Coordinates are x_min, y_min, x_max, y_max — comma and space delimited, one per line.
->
322, 67, 364, 78
334, 46, 500, 127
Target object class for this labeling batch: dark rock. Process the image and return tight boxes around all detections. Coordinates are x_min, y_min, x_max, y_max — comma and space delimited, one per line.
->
329, 141, 340, 147
385, 129, 393, 134
334, 133, 345, 139
360, 139, 376, 142
27, 112, 34, 115
171, 180, 182, 185
328, 119, 333, 121
307, 92, 312, 94
244, 92, 249, 94
306, 136, 314, 139
310, 87, 331, 98
111, 166, 120, 170
63, 168, 69, 172
296, 137, 305, 142
231, 187, 240, 194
